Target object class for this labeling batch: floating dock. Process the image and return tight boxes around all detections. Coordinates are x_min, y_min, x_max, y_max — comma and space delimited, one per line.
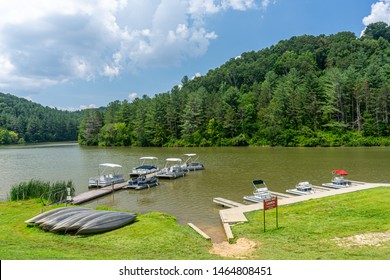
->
213, 197, 245, 208
72, 182, 128, 205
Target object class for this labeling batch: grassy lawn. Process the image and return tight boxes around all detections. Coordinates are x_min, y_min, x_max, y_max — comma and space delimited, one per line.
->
0, 201, 218, 260
0, 187, 389, 260
232, 187, 390, 259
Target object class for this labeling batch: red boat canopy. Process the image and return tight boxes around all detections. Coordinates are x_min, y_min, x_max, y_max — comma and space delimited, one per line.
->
332, 169, 348, 176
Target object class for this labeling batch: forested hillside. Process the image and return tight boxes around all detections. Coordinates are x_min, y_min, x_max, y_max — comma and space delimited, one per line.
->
0, 93, 80, 144
78, 22, 390, 147
3, 23, 389, 147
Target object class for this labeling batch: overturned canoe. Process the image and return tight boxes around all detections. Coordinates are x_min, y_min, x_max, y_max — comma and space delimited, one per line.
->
40, 209, 92, 230
25, 207, 136, 235
64, 211, 116, 233
25, 207, 81, 224
76, 212, 136, 235
33, 207, 89, 226
49, 210, 98, 232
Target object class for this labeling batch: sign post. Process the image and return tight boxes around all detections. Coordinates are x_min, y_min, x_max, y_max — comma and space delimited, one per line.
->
263, 196, 278, 232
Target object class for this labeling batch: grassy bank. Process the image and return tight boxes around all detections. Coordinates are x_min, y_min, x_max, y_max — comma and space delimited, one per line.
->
1, 187, 389, 260
232, 187, 390, 259
0, 201, 218, 260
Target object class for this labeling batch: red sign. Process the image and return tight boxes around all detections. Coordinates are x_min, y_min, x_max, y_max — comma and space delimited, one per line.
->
263, 196, 278, 210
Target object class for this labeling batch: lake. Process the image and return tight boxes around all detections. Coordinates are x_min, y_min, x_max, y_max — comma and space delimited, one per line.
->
1, 143, 390, 242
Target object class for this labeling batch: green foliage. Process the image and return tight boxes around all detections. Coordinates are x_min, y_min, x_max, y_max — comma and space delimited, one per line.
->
0, 92, 80, 144
73, 24, 390, 147
9, 179, 75, 204
78, 109, 102, 145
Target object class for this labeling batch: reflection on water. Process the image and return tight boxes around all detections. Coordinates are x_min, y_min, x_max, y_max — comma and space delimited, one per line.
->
1, 144, 390, 242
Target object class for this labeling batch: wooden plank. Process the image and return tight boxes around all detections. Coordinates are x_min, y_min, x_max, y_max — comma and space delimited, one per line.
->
223, 223, 234, 241
72, 182, 128, 205
269, 191, 293, 198
213, 197, 244, 208
188, 223, 211, 240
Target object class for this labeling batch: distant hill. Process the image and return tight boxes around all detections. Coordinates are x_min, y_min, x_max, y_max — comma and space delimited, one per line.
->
0, 92, 81, 144
3, 22, 390, 147
78, 22, 390, 147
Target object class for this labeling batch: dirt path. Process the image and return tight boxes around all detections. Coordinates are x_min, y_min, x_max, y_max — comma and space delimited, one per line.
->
209, 238, 258, 259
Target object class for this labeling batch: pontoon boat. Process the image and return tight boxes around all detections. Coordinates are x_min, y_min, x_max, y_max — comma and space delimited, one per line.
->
156, 158, 186, 179
88, 163, 125, 188
125, 175, 159, 190
182, 153, 205, 171
129, 156, 159, 177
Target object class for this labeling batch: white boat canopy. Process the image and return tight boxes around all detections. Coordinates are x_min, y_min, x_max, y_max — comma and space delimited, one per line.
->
139, 156, 158, 160
183, 153, 197, 157
99, 163, 122, 168
165, 158, 182, 162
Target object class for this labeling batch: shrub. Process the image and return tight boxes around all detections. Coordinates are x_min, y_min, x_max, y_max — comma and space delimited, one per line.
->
9, 179, 75, 204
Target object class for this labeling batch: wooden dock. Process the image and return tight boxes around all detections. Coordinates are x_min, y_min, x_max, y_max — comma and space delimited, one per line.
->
218, 182, 390, 241
188, 223, 211, 240
72, 182, 128, 205
213, 197, 245, 208
269, 191, 294, 198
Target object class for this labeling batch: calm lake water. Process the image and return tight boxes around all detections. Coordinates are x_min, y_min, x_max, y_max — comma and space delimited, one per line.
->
1, 143, 390, 242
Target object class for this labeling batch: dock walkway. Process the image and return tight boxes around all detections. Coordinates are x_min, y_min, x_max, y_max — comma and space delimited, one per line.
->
213, 197, 245, 208
72, 182, 128, 205
218, 182, 390, 240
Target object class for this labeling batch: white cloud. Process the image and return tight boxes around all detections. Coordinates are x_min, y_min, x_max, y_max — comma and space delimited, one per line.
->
0, 0, 260, 91
192, 72, 202, 80
261, 0, 270, 9
80, 104, 98, 110
222, 0, 256, 11
128, 92, 138, 102
363, 1, 390, 26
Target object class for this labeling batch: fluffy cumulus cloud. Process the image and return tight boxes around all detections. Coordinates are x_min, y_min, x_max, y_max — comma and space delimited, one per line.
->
363, 0, 390, 26
0, 0, 261, 90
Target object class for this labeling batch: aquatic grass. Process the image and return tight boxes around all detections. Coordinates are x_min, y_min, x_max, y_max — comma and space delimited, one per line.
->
232, 187, 390, 259
9, 179, 75, 204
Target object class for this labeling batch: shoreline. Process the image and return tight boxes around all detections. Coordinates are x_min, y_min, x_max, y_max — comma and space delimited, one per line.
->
219, 181, 390, 241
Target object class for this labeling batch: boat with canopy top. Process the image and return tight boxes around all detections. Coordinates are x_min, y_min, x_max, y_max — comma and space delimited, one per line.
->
181, 153, 205, 171
322, 169, 351, 189
129, 156, 159, 177
156, 158, 186, 179
243, 179, 272, 203
88, 163, 125, 188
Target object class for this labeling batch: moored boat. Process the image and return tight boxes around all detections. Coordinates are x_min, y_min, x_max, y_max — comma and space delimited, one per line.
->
88, 163, 125, 188
182, 154, 205, 171
129, 157, 159, 177
286, 181, 315, 195
156, 158, 186, 179
124, 175, 159, 190
322, 169, 351, 189
243, 179, 272, 203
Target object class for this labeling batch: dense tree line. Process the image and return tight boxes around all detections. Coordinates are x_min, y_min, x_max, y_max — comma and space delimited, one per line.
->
79, 22, 390, 147
0, 93, 80, 144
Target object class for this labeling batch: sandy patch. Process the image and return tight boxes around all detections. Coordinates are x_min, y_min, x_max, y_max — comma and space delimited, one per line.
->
332, 231, 390, 248
209, 238, 258, 259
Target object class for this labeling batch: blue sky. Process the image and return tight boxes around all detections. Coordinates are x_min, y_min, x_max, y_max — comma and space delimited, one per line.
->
0, 0, 389, 111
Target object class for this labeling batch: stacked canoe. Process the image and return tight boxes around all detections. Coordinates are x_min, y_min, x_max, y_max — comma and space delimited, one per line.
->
25, 207, 136, 235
